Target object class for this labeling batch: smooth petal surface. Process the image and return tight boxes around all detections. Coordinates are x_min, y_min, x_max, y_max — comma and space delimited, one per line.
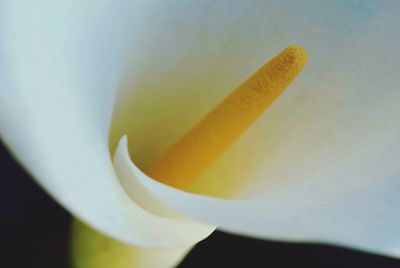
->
110, 0, 400, 257
0, 1, 214, 248
1, 0, 400, 259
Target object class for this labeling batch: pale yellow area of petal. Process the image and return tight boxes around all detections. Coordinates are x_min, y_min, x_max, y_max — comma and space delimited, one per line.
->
110, 46, 307, 198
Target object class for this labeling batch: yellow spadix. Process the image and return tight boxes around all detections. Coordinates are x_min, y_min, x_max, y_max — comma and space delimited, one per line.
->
146, 46, 307, 189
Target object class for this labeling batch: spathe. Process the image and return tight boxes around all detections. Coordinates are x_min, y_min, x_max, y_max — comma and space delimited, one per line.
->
0, 1, 214, 248
1, 0, 400, 261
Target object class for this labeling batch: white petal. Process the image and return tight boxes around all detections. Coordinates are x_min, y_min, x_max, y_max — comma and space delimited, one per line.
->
0, 1, 213, 248
110, 1, 400, 257
2, 0, 400, 257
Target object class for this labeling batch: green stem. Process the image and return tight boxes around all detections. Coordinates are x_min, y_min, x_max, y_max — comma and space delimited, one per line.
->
70, 219, 192, 268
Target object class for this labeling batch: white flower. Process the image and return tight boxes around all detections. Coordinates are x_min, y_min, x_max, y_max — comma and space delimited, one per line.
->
1, 1, 399, 267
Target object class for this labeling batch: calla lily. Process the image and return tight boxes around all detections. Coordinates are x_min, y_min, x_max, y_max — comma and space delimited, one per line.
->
1, 1, 400, 267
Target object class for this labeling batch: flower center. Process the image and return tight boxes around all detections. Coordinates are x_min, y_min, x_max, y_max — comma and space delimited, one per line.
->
146, 46, 307, 190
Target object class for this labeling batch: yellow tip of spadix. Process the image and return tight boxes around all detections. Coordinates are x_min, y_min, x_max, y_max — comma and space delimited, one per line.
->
146, 46, 308, 189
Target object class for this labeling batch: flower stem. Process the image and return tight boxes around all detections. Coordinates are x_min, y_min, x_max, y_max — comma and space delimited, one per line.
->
71, 219, 191, 268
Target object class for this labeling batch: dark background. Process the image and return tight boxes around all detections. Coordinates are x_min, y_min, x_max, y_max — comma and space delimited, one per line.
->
1, 141, 399, 268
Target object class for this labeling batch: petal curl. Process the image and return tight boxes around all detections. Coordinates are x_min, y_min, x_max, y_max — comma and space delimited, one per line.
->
110, 0, 400, 257
0, 1, 213, 248
1, 0, 400, 257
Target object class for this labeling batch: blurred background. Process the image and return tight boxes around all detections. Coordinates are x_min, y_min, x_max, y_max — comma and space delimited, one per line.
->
1, 140, 399, 268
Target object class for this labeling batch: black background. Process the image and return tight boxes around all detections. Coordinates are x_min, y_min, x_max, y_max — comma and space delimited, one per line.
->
1, 141, 399, 268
